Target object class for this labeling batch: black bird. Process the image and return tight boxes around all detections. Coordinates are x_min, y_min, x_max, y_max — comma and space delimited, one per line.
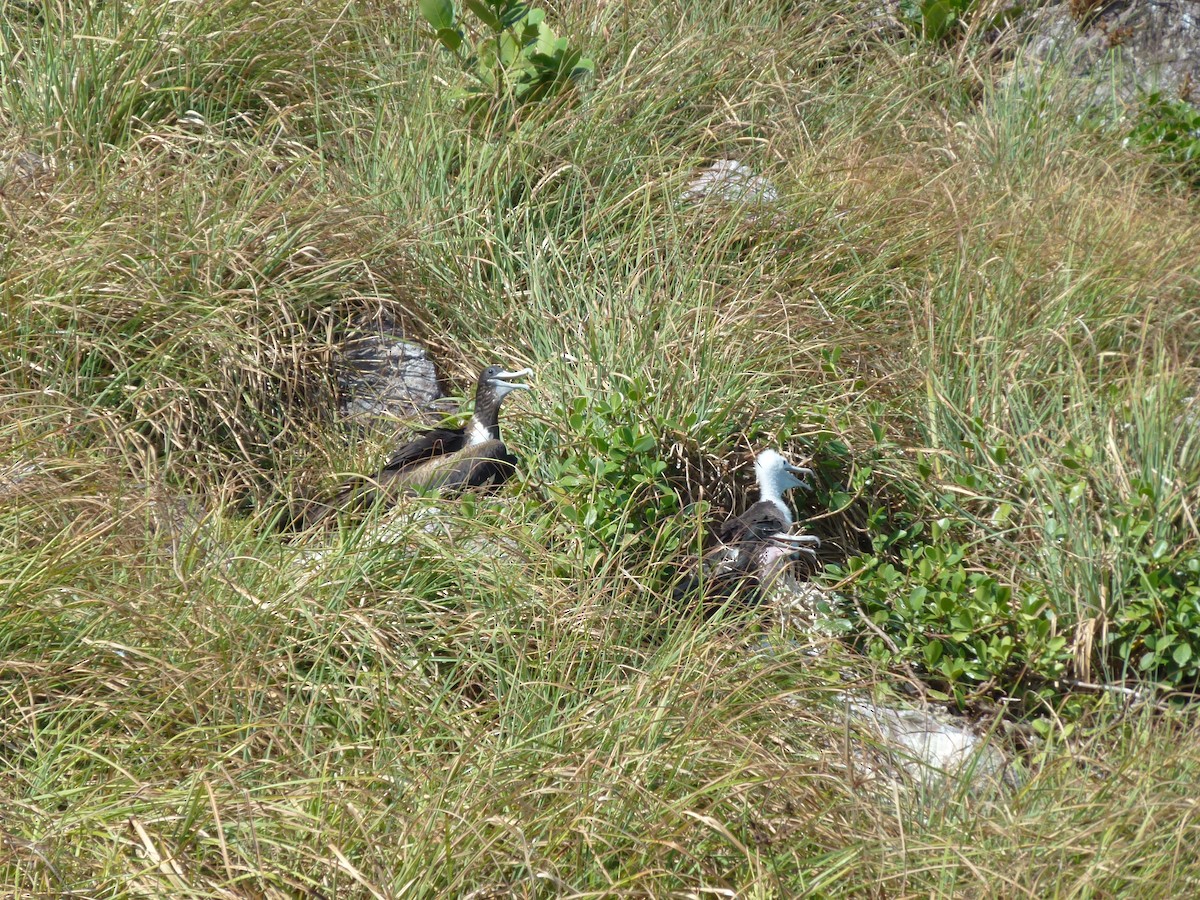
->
304, 365, 532, 525
672, 449, 819, 604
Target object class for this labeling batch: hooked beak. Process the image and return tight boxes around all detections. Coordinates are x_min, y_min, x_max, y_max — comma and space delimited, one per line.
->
785, 463, 814, 489
491, 367, 534, 396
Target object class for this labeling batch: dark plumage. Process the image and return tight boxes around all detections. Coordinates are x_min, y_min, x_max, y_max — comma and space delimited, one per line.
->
370, 438, 519, 497
301, 365, 532, 526
671, 541, 815, 610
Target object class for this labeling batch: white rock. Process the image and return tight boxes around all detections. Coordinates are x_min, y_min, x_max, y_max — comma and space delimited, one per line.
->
681, 159, 780, 206
844, 696, 1019, 793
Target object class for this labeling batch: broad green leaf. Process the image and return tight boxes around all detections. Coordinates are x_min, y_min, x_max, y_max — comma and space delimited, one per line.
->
418, 0, 455, 31
923, 640, 943, 667
632, 434, 656, 454
500, 1, 530, 28
498, 32, 521, 66
531, 22, 558, 56
907, 585, 927, 613
435, 27, 463, 51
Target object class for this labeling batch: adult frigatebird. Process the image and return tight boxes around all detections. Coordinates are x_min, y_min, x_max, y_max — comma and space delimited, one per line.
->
304, 365, 532, 525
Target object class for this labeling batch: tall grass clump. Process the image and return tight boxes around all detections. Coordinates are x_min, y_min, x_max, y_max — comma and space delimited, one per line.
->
0, 0, 360, 151
1, 138, 399, 499
0, 0, 392, 502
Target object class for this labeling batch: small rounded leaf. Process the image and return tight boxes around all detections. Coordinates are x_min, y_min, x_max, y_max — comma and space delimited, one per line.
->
1174, 643, 1192, 667
436, 27, 463, 51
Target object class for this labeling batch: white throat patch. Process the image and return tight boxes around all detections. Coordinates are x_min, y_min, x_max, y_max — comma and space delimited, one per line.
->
467, 418, 491, 446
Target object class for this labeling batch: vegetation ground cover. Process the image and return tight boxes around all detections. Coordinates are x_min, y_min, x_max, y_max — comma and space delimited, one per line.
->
2, 0, 1199, 895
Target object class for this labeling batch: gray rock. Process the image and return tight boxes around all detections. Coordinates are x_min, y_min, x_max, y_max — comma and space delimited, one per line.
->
857, 0, 908, 37
1019, 1, 1200, 109
141, 486, 215, 562
0, 460, 46, 496
681, 159, 780, 206
336, 315, 443, 423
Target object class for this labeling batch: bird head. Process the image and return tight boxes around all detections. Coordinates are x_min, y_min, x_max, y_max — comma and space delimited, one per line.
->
477, 365, 533, 404
754, 449, 814, 496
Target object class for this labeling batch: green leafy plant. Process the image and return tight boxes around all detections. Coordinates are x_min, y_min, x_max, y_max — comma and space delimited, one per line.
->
842, 443, 1200, 701
831, 515, 1070, 706
417, 0, 594, 121
1127, 91, 1200, 186
1095, 474, 1200, 686
1028, 435, 1200, 689
896, 0, 1023, 44
534, 379, 683, 566
897, 0, 977, 42
1110, 553, 1200, 685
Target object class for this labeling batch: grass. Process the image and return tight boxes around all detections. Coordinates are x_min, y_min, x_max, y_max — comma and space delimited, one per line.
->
3, 0, 1200, 894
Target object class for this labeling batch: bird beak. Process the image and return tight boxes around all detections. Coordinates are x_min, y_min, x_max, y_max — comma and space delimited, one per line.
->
785, 463, 814, 488
496, 369, 535, 391
489, 367, 532, 398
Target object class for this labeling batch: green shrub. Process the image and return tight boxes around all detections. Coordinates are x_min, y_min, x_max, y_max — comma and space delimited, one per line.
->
832, 514, 1070, 707
1111, 554, 1200, 684
1101, 490, 1200, 686
1127, 91, 1200, 186
897, 0, 1022, 44
535, 379, 682, 561
897, 0, 977, 43
837, 454, 1200, 704
417, 0, 594, 122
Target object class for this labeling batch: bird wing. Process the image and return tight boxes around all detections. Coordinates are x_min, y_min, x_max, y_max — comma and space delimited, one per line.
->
672, 544, 748, 601
391, 440, 518, 497
714, 501, 788, 546
378, 427, 467, 474
315, 427, 465, 519
673, 500, 798, 604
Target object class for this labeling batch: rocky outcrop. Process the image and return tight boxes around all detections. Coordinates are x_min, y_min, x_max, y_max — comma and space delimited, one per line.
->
1018, 1, 1200, 108
336, 314, 443, 424
680, 160, 780, 207
842, 695, 1022, 794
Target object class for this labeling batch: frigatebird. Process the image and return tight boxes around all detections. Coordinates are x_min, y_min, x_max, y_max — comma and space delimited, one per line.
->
303, 365, 532, 525
672, 449, 820, 604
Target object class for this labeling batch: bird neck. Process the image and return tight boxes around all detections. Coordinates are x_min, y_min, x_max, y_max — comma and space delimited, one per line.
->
466, 416, 497, 446
467, 389, 502, 446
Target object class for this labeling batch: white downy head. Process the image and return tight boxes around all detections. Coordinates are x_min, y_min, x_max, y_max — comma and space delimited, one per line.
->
754, 449, 813, 508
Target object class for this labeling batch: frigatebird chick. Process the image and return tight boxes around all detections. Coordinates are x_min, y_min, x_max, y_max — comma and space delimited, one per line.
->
311, 365, 533, 524
674, 542, 809, 606
672, 448, 820, 605
714, 449, 821, 554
